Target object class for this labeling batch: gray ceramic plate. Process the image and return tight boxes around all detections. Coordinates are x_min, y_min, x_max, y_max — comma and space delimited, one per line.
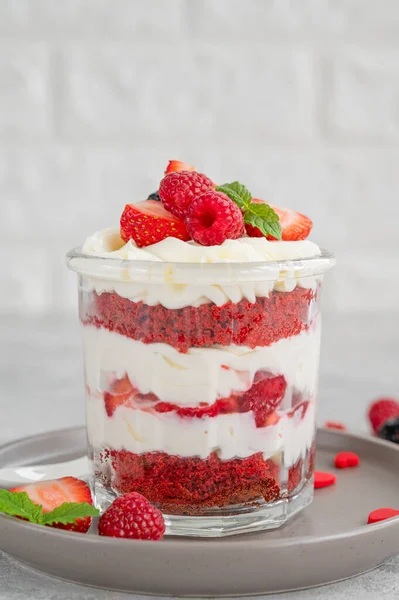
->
1, 427, 399, 596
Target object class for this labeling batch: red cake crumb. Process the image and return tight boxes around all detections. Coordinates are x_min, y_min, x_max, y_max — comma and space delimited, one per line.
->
83, 287, 318, 352
99, 449, 281, 514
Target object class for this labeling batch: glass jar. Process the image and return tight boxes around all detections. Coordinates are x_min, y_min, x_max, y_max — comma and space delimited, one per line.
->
67, 250, 334, 537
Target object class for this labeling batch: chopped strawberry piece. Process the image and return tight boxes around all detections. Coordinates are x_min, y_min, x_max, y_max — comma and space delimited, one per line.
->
104, 375, 135, 417
367, 508, 399, 524
239, 373, 287, 428
314, 471, 336, 489
120, 200, 190, 247
165, 160, 197, 174
264, 411, 280, 427
334, 451, 360, 469
246, 198, 313, 241
11, 477, 93, 533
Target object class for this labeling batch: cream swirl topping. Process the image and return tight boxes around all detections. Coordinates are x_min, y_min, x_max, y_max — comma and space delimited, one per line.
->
82, 227, 321, 264
78, 228, 322, 308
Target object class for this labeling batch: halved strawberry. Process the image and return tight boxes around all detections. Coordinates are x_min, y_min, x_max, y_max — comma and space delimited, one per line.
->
11, 477, 93, 533
120, 200, 191, 247
246, 199, 313, 241
165, 160, 197, 174
104, 375, 135, 417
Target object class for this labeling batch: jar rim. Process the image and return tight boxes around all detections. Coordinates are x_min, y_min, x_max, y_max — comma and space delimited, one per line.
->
66, 247, 335, 284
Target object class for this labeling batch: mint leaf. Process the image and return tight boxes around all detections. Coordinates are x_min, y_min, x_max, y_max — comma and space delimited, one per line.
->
42, 502, 99, 526
244, 203, 282, 240
216, 181, 282, 239
0, 490, 43, 523
216, 182, 252, 210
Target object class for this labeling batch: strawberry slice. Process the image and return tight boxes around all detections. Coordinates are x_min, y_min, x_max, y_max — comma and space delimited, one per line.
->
246, 199, 313, 241
120, 200, 190, 247
11, 477, 93, 533
165, 160, 197, 174
104, 375, 135, 417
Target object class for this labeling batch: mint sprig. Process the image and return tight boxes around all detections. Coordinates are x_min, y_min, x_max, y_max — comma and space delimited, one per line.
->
216, 182, 252, 210
0, 489, 99, 526
216, 181, 282, 240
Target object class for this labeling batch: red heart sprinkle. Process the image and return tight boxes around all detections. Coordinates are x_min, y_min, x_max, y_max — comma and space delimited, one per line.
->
334, 451, 360, 469
314, 471, 336, 489
368, 508, 399, 524
324, 421, 346, 431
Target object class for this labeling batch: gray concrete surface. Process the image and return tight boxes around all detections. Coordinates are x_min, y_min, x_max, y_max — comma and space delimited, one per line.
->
0, 312, 398, 599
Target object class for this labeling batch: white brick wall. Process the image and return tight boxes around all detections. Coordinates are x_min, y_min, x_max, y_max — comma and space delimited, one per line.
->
1, 0, 399, 314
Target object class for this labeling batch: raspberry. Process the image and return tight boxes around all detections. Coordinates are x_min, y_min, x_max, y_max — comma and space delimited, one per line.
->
368, 398, 399, 434
185, 191, 245, 246
159, 171, 214, 219
98, 492, 165, 540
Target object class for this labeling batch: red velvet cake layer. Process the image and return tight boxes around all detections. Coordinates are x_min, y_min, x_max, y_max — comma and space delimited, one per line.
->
97, 448, 314, 514
83, 287, 318, 352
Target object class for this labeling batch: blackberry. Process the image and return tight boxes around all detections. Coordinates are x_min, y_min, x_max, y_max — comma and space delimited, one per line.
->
378, 416, 399, 444
147, 191, 160, 201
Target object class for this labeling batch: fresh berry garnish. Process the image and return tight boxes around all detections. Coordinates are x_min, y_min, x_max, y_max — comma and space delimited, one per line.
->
159, 171, 214, 219
368, 398, 399, 434
378, 416, 399, 444
147, 191, 160, 201
216, 184, 282, 240
245, 199, 313, 241
9, 477, 97, 533
239, 373, 286, 427
104, 375, 135, 417
120, 200, 190, 248
165, 160, 196, 174
367, 508, 399, 524
334, 451, 360, 469
314, 471, 336, 489
98, 492, 165, 540
324, 421, 346, 431
185, 191, 245, 246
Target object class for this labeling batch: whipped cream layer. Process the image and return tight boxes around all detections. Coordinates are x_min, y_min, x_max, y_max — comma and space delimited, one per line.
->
87, 396, 315, 463
83, 322, 321, 407
80, 228, 322, 309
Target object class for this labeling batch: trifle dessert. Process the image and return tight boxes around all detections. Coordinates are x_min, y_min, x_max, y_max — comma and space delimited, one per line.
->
67, 160, 334, 536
